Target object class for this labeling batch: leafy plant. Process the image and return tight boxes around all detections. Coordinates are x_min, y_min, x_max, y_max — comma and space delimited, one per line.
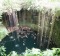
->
0, 46, 60, 56
23, 48, 42, 56
7, 51, 18, 56
22, 48, 60, 56
0, 26, 8, 41
0, 46, 6, 56
52, 48, 60, 56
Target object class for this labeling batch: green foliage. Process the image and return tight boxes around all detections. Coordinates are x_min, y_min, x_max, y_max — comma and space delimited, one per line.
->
52, 18, 60, 47
0, 26, 8, 41
0, 0, 60, 12
0, 46, 60, 56
50, 0, 60, 2
55, 9, 60, 16
7, 51, 18, 56
22, 48, 60, 56
23, 48, 42, 56
52, 48, 60, 56
0, 46, 6, 56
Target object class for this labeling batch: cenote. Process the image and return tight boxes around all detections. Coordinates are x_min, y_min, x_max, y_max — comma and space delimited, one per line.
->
0, 0, 60, 56
0, 28, 57, 54
0, 29, 38, 54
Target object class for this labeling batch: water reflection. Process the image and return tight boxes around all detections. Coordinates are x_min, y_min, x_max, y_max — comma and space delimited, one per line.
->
0, 29, 37, 54
15, 44, 19, 47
